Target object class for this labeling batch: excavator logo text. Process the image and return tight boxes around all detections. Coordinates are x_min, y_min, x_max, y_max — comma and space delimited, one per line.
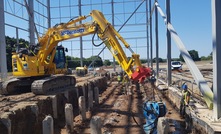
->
61, 28, 85, 36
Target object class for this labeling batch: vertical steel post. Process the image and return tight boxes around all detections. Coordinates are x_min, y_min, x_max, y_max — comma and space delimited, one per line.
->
212, 0, 221, 120
155, 0, 159, 79
146, 0, 150, 67
16, 28, 19, 52
28, 0, 35, 45
166, 0, 171, 86
0, 0, 7, 81
47, 0, 51, 28
78, 0, 83, 67
149, 0, 153, 68
71, 41, 73, 57
111, 0, 116, 72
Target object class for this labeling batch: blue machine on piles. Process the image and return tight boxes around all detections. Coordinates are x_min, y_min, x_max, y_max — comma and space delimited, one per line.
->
143, 101, 167, 134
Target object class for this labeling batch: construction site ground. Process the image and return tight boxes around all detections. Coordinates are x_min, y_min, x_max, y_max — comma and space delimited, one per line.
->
1, 62, 212, 134
58, 79, 188, 134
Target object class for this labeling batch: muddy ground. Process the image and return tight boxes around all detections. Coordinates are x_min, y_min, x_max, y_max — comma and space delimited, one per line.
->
57, 79, 189, 134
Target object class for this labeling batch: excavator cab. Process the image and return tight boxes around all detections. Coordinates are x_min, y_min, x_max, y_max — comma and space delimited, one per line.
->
53, 46, 66, 69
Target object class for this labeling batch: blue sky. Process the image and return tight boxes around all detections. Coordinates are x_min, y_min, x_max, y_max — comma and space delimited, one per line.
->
4, 0, 212, 60
168, 0, 212, 58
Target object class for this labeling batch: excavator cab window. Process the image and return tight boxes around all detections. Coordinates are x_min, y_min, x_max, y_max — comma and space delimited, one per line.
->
54, 46, 66, 69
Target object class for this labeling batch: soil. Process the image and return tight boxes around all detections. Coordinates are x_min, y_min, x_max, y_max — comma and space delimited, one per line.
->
0, 62, 212, 134
58, 79, 188, 134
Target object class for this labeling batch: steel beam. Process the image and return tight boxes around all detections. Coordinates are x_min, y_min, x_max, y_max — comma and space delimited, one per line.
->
111, 0, 116, 71
149, 0, 153, 68
16, 28, 19, 51
155, 0, 159, 79
166, 0, 172, 86
47, 0, 51, 28
78, 0, 83, 67
212, 0, 221, 120
28, 0, 35, 45
146, 0, 150, 67
155, 2, 213, 109
0, 0, 7, 81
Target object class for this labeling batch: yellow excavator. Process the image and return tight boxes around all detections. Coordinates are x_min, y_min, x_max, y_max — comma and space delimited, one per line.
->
0, 10, 151, 95
76, 66, 88, 76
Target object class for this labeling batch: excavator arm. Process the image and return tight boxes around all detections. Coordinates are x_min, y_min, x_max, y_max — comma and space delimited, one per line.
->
90, 10, 151, 82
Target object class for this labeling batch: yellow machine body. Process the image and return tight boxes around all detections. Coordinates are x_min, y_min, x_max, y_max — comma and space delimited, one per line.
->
2, 10, 151, 95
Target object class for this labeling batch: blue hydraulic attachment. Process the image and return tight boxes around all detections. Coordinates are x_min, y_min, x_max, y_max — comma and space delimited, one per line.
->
143, 101, 167, 134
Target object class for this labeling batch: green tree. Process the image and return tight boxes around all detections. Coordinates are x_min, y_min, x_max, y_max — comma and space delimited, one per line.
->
103, 60, 111, 66
89, 56, 103, 67
200, 52, 212, 61
152, 57, 164, 63
5, 36, 29, 72
66, 56, 104, 68
190, 50, 200, 61
67, 57, 81, 68
66, 56, 81, 68
200, 56, 207, 61
208, 52, 212, 60
179, 50, 200, 62
140, 59, 147, 64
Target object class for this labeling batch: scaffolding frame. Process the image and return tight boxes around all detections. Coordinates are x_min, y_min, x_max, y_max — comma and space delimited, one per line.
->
50, 0, 148, 65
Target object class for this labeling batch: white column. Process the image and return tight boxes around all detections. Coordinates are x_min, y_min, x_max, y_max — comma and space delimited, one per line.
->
212, 0, 221, 120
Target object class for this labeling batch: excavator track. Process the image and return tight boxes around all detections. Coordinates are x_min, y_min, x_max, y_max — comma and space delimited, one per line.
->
0, 78, 35, 95
31, 75, 76, 95
0, 75, 76, 95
